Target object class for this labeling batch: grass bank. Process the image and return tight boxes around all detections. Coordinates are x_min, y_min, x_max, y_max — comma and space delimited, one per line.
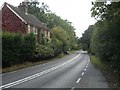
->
90, 55, 119, 89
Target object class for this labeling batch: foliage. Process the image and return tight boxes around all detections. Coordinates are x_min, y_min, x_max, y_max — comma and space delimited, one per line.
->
2, 32, 36, 67
48, 37, 63, 55
91, 55, 107, 70
78, 25, 94, 52
27, 1, 50, 24
34, 45, 54, 60
19, 33, 36, 62
90, 1, 120, 71
27, 1, 78, 52
2, 32, 22, 67
79, 1, 120, 73
3, 1, 79, 67
50, 27, 69, 54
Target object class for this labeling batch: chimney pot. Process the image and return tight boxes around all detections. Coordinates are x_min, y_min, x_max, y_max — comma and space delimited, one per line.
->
18, 2, 28, 15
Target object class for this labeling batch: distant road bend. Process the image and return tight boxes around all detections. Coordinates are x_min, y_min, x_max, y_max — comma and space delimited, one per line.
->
1, 51, 108, 89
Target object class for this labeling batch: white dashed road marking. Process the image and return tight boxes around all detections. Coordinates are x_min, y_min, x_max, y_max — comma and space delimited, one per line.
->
76, 78, 81, 83
81, 72, 85, 76
84, 68, 86, 71
76, 62, 90, 84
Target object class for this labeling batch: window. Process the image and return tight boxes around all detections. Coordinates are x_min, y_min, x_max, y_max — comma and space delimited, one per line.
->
35, 29, 37, 34
33, 27, 37, 34
28, 25, 30, 33
48, 31, 50, 39
44, 30, 47, 36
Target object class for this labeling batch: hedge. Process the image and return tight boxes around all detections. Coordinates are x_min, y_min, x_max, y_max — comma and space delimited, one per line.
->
2, 32, 36, 67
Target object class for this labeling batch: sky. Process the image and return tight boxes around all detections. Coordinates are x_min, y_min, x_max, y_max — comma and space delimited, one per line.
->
0, 0, 96, 37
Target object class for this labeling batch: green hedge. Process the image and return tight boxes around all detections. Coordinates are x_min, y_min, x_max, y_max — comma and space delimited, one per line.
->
2, 32, 36, 67
19, 33, 36, 62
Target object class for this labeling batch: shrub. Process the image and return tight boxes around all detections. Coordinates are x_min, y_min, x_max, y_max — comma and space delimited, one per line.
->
19, 33, 36, 62
2, 32, 36, 67
2, 32, 22, 67
34, 45, 54, 60
48, 37, 63, 56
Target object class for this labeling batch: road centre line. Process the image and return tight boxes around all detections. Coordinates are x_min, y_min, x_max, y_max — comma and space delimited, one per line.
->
87, 63, 89, 66
81, 72, 84, 76
1, 54, 81, 89
76, 78, 81, 83
76, 62, 89, 84
84, 68, 86, 71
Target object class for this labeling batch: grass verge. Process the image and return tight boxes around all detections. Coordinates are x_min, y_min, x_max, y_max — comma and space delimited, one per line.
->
90, 55, 119, 89
90, 55, 108, 70
2, 53, 66, 74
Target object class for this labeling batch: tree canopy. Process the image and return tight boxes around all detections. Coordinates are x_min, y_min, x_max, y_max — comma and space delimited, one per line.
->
79, 1, 120, 72
27, 0, 78, 54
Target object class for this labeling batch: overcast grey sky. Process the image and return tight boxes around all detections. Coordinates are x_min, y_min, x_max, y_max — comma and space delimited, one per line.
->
0, 0, 96, 37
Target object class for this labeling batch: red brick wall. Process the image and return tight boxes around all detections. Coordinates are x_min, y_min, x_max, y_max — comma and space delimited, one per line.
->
2, 5, 27, 34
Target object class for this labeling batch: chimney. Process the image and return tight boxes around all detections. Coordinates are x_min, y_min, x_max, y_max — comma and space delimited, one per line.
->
18, 2, 28, 15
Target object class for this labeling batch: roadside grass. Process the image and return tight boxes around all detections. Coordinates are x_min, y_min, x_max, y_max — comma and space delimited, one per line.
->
90, 55, 119, 89
68, 50, 76, 53
56, 53, 65, 58
2, 52, 68, 74
90, 55, 108, 70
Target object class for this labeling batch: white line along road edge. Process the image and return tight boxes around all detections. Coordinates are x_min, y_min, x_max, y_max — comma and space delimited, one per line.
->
0, 54, 81, 89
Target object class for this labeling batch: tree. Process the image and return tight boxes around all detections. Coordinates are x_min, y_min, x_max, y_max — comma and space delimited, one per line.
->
91, 1, 120, 71
50, 26, 69, 54
27, 1, 78, 50
78, 25, 94, 52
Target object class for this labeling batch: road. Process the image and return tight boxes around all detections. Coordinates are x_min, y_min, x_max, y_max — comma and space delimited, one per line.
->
1, 51, 109, 89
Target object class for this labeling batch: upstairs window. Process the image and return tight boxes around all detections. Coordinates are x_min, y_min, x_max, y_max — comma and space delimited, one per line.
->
28, 25, 30, 33
33, 27, 37, 34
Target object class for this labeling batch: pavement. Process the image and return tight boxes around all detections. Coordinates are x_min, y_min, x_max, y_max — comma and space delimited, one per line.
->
1, 51, 109, 89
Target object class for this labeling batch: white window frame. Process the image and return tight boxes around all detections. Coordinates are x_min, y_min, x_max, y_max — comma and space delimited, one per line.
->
28, 25, 30, 33
48, 31, 50, 39
44, 30, 47, 36
33, 27, 37, 34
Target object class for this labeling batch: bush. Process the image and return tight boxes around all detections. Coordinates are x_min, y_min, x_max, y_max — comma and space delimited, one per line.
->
2, 32, 22, 67
34, 45, 54, 61
47, 37, 63, 56
19, 33, 36, 62
2, 32, 36, 67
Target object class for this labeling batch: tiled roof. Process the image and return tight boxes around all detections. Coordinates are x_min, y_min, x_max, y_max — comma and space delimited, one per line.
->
5, 2, 46, 29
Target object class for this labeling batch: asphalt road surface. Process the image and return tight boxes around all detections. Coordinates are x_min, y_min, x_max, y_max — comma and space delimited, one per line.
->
1, 51, 109, 89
